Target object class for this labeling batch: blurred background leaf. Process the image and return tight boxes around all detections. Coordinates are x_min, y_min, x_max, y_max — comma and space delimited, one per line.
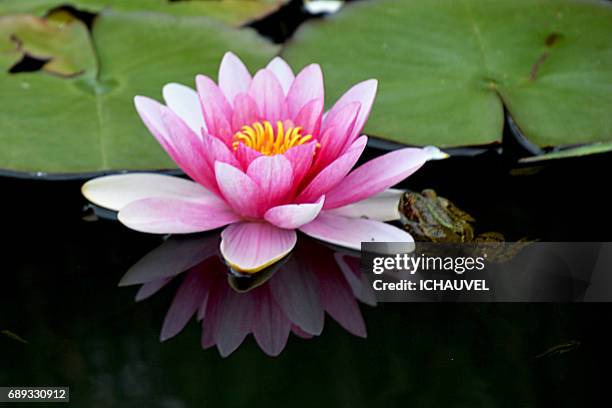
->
283, 0, 612, 155
0, 0, 287, 26
0, 9, 278, 175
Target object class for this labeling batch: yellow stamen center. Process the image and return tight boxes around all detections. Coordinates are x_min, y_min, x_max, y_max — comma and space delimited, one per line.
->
232, 121, 315, 155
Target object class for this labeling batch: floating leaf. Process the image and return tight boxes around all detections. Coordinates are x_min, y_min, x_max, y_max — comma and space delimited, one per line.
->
282, 0, 612, 150
0, 10, 278, 176
0, 10, 94, 76
0, 0, 286, 26
519, 142, 612, 163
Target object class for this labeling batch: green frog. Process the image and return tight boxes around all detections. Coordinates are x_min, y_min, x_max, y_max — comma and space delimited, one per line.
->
399, 190, 532, 261
399, 189, 475, 242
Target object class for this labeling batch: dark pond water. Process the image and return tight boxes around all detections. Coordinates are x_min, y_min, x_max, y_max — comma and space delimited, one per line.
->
1, 151, 611, 407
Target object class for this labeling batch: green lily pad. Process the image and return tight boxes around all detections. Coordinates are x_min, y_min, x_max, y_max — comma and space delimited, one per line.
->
519, 142, 612, 163
0, 10, 278, 176
282, 0, 612, 151
0, 0, 286, 26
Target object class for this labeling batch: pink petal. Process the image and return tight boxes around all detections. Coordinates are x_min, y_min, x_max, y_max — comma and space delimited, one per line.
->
313, 264, 366, 338
286, 64, 324, 118
118, 196, 240, 234
292, 325, 314, 339
234, 143, 263, 171
160, 267, 213, 341
218, 52, 252, 105
283, 141, 317, 189
266, 56, 295, 95
201, 130, 241, 169
120, 234, 219, 286
252, 286, 292, 357
134, 97, 214, 190
162, 83, 206, 135
293, 98, 323, 136
215, 284, 255, 357
199, 271, 229, 351
214, 162, 262, 218
220, 222, 297, 273
313, 101, 360, 172
135, 277, 173, 302
196, 75, 234, 145
82, 174, 214, 212
249, 69, 288, 124
325, 79, 377, 144
299, 212, 414, 251
323, 148, 428, 210
269, 259, 324, 335
295, 136, 367, 204
334, 253, 377, 306
247, 155, 294, 210
264, 196, 324, 229
231, 92, 259, 132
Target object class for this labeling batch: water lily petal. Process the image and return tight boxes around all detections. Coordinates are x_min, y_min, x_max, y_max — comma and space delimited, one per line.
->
334, 253, 377, 306
134, 96, 213, 189
264, 196, 324, 229
161, 267, 212, 341
423, 145, 450, 160
314, 101, 360, 171
162, 83, 206, 135
292, 325, 314, 339
234, 143, 263, 171
214, 162, 262, 218
299, 212, 414, 251
220, 222, 297, 273
283, 141, 317, 188
252, 286, 292, 357
247, 154, 294, 210
199, 271, 228, 350
218, 52, 252, 105
135, 277, 173, 302
296, 136, 367, 203
82, 173, 214, 212
266, 56, 294, 95
326, 188, 404, 221
118, 196, 240, 234
249, 69, 288, 124
201, 130, 241, 169
120, 234, 218, 286
269, 259, 324, 335
286, 64, 324, 118
313, 265, 366, 338
215, 284, 255, 357
325, 79, 377, 144
196, 75, 234, 145
293, 97, 323, 136
231, 92, 260, 132
323, 148, 428, 210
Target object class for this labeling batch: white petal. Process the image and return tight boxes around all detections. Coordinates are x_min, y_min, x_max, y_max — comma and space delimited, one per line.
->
264, 196, 324, 229
82, 173, 214, 211
326, 188, 404, 221
299, 212, 414, 253
163, 83, 206, 135
266, 57, 295, 95
423, 145, 450, 160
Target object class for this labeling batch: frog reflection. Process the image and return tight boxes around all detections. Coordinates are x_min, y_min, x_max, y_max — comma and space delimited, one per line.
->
120, 234, 375, 357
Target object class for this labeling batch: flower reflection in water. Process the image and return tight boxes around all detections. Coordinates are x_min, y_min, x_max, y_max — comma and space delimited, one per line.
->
120, 234, 375, 357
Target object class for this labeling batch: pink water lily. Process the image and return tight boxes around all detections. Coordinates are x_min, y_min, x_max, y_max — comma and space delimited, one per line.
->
82, 52, 435, 273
